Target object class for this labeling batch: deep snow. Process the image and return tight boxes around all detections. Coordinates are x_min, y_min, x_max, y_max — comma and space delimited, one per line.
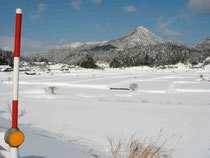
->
0, 118, 111, 158
0, 66, 210, 158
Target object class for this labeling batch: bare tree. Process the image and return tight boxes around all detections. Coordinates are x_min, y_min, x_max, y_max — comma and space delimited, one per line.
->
129, 83, 138, 91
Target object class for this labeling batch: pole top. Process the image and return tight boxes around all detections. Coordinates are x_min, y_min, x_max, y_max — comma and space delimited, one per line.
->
16, 8, 22, 14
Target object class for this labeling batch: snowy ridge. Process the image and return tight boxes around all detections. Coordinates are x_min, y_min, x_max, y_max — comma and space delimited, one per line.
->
86, 41, 108, 45
108, 26, 165, 48
38, 26, 209, 66
46, 41, 109, 51
47, 42, 84, 50
38, 26, 166, 63
193, 37, 210, 57
194, 37, 210, 51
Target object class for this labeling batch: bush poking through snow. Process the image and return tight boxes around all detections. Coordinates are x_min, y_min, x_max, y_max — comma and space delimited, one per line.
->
199, 74, 210, 82
129, 83, 138, 91
48, 86, 57, 94
108, 135, 173, 158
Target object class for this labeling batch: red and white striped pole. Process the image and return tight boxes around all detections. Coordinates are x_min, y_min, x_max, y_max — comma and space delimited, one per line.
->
4, 8, 24, 158
11, 8, 22, 158
12, 8, 22, 129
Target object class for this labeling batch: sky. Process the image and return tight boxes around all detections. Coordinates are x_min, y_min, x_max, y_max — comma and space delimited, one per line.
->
0, 0, 210, 56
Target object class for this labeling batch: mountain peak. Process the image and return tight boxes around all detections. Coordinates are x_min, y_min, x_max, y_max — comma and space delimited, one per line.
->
134, 26, 149, 32
108, 26, 165, 48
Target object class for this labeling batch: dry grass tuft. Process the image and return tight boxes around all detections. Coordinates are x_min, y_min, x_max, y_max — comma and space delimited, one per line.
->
108, 134, 173, 158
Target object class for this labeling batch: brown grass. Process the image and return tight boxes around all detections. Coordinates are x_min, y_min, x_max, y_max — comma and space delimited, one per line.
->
108, 134, 174, 158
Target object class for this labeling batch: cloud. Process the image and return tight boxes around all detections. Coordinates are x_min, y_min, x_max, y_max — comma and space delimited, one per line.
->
157, 17, 181, 37
0, 36, 43, 56
71, 0, 101, 9
161, 29, 181, 37
124, 5, 136, 13
71, 0, 82, 10
91, 0, 101, 4
39, 3, 48, 12
30, 3, 48, 20
188, 0, 210, 15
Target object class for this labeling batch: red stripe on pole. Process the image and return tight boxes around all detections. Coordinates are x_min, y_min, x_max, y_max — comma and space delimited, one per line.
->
12, 100, 18, 128
14, 13, 22, 57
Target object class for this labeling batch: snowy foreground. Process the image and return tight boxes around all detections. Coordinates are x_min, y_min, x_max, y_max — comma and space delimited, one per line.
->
0, 118, 110, 158
0, 65, 210, 158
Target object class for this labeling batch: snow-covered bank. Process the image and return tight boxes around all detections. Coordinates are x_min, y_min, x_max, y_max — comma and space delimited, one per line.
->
0, 66, 210, 158
0, 118, 111, 158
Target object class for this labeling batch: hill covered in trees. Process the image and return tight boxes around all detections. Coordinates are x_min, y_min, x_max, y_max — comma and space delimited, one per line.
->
37, 26, 209, 67
0, 49, 13, 66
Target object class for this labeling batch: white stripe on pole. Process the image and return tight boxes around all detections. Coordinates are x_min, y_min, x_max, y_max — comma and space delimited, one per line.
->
16, 9, 22, 14
13, 57, 19, 100
10, 147, 19, 158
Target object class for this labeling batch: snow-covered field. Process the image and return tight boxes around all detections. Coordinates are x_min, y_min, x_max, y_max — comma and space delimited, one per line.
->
0, 66, 210, 158
0, 118, 111, 158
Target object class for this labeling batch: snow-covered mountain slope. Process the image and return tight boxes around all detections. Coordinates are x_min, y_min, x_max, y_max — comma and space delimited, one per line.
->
37, 26, 208, 66
38, 40, 110, 63
69, 42, 84, 48
47, 42, 84, 50
0, 118, 111, 158
194, 37, 210, 49
38, 26, 165, 64
86, 41, 108, 46
108, 26, 165, 48
193, 37, 210, 57
109, 42, 203, 67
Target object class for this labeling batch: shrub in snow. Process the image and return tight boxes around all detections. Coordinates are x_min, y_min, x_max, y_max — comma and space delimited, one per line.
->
199, 74, 210, 82
80, 55, 98, 69
48, 86, 57, 94
108, 135, 173, 158
129, 83, 138, 91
